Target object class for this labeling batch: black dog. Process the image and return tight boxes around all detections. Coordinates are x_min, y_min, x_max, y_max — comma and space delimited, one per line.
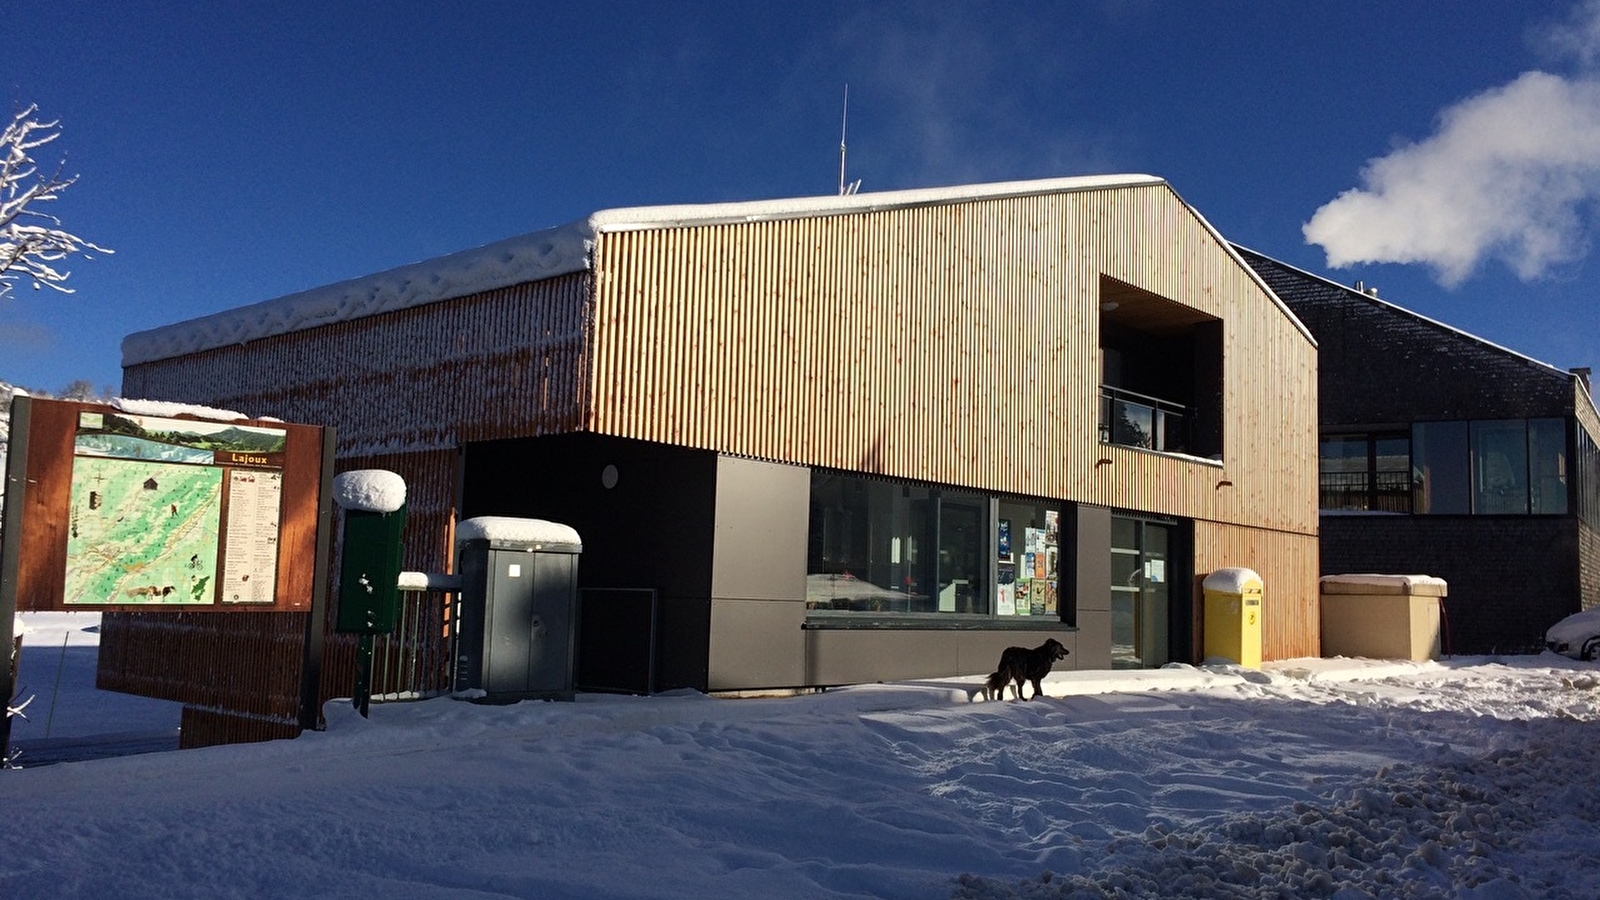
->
984, 638, 1069, 701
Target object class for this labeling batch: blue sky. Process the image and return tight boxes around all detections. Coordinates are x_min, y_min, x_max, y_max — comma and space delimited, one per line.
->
3, 1, 1598, 395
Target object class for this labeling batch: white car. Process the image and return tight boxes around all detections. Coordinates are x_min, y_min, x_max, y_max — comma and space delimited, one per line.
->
1545, 607, 1600, 661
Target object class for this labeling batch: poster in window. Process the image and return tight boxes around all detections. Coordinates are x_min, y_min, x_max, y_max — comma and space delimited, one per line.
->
997, 564, 1016, 616
1015, 579, 1031, 616
1045, 509, 1059, 545
1026, 527, 1044, 554
998, 519, 1011, 560
1044, 580, 1058, 615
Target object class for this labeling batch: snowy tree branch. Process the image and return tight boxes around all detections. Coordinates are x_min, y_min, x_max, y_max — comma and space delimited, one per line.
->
0, 104, 111, 300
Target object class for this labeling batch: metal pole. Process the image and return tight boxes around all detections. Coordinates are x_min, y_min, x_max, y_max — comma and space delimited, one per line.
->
0, 396, 34, 762
353, 633, 373, 718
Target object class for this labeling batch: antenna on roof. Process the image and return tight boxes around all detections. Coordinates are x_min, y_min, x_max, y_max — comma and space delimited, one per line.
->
839, 85, 860, 196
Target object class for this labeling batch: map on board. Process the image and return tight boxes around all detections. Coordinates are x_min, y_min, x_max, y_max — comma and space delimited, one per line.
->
63, 411, 288, 606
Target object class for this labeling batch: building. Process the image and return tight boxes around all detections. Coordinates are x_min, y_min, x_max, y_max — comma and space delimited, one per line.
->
119, 176, 1320, 699
1237, 247, 1600, 654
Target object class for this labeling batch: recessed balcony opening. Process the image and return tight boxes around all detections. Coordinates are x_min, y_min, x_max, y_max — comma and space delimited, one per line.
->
1098, 276, 1223, 459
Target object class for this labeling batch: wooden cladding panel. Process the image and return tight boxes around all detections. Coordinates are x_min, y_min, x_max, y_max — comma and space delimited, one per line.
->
1194, 520, 1321, 660
98, 610, 307, 718
179, 707, 301, 750
122, 274, 593, 457
590, 185, 1316, 537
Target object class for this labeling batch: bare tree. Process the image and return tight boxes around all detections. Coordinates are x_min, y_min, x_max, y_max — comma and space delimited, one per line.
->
0, 104, 110, 300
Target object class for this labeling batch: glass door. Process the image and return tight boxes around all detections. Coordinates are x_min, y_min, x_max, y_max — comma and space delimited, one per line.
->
1110, 516, 1174, 669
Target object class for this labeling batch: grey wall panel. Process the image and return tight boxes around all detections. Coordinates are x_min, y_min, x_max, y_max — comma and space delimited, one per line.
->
805, 629, 963, 685
1076, 505, 1112, 613
803, 628, 1078, 686
1071, 610, 1114, 670
954, 631, 1081, 679
707, 598, 806, 691
711, 457, 810, 601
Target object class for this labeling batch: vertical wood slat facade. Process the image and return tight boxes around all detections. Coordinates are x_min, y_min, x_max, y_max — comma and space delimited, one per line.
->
585, 185, 1318, 657
587, 187, 1315, 535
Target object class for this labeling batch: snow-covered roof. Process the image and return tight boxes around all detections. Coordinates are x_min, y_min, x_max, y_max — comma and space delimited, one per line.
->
121, 221, 598, 368
122, 174, 1306, 366
1233, 244, 1574, 381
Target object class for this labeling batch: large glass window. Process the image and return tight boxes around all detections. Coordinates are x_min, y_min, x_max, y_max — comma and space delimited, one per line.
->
1410, 418, 1571, 515
996, 499, 1062, 619
1413, 421, 1470, 514
1529, 418, 1569, 515
1471, 420, 1529, 514
1578, 427, 1600, 529
1318, 432, 1410, 511
938, 495, 987, 613
806, 472, 1069, 620
1319, 435, 1369, 509
807, 474, 932, 612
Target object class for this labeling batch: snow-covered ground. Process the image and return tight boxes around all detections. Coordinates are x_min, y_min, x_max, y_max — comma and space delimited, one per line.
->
3, 612, 1599, 900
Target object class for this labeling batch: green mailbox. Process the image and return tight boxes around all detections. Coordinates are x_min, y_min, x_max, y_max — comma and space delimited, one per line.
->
331, 469, 410, 636
335, 506, 407, 634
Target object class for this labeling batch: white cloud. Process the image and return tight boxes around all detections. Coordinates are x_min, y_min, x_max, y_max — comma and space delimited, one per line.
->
1304, 71, 1600, 286
1536, 0, 1600, 69
1306, 3, 1600, 286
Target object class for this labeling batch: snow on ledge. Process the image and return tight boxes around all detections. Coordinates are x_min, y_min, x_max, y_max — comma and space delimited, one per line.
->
113, 397, 253, 422
332, 469, 407, 513
1321, 573, 1448, 596
397, 570, 460, 592
456, 515, 581, 550
120, 175, 1165, 367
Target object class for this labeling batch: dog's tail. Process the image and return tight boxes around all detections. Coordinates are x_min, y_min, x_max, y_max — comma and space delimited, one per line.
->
984, 668, 1009, 697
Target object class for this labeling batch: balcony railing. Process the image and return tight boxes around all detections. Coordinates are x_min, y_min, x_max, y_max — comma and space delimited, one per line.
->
1318, 471, 1413, 513
1099, 385, 1187, 453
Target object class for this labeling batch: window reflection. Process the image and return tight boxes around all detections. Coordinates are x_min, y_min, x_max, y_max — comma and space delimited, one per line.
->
806, 472, 1002, 616
1324, 419, 1574, 517
806, 472, 1066, 618
1471, 420, 1528, 514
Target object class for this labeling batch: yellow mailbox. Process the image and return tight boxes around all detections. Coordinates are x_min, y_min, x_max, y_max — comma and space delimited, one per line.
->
1203, 567, 1262, 668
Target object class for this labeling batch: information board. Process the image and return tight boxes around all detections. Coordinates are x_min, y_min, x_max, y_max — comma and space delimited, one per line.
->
0, 397, 328, 613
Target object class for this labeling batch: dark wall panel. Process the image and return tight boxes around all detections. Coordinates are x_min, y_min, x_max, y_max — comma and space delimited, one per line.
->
462, 433, 718, 691
1319, 515, 1579, 655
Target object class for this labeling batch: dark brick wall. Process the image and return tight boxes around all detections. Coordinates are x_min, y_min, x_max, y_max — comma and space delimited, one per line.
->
1580, 520, 1600, 615
1237, 249, 1573, 427
1238, 248, 1595, 655
1319, 515, 1581, 655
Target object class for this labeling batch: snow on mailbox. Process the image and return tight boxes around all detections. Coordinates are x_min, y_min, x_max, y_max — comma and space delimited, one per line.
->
332, 469, 407, 635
